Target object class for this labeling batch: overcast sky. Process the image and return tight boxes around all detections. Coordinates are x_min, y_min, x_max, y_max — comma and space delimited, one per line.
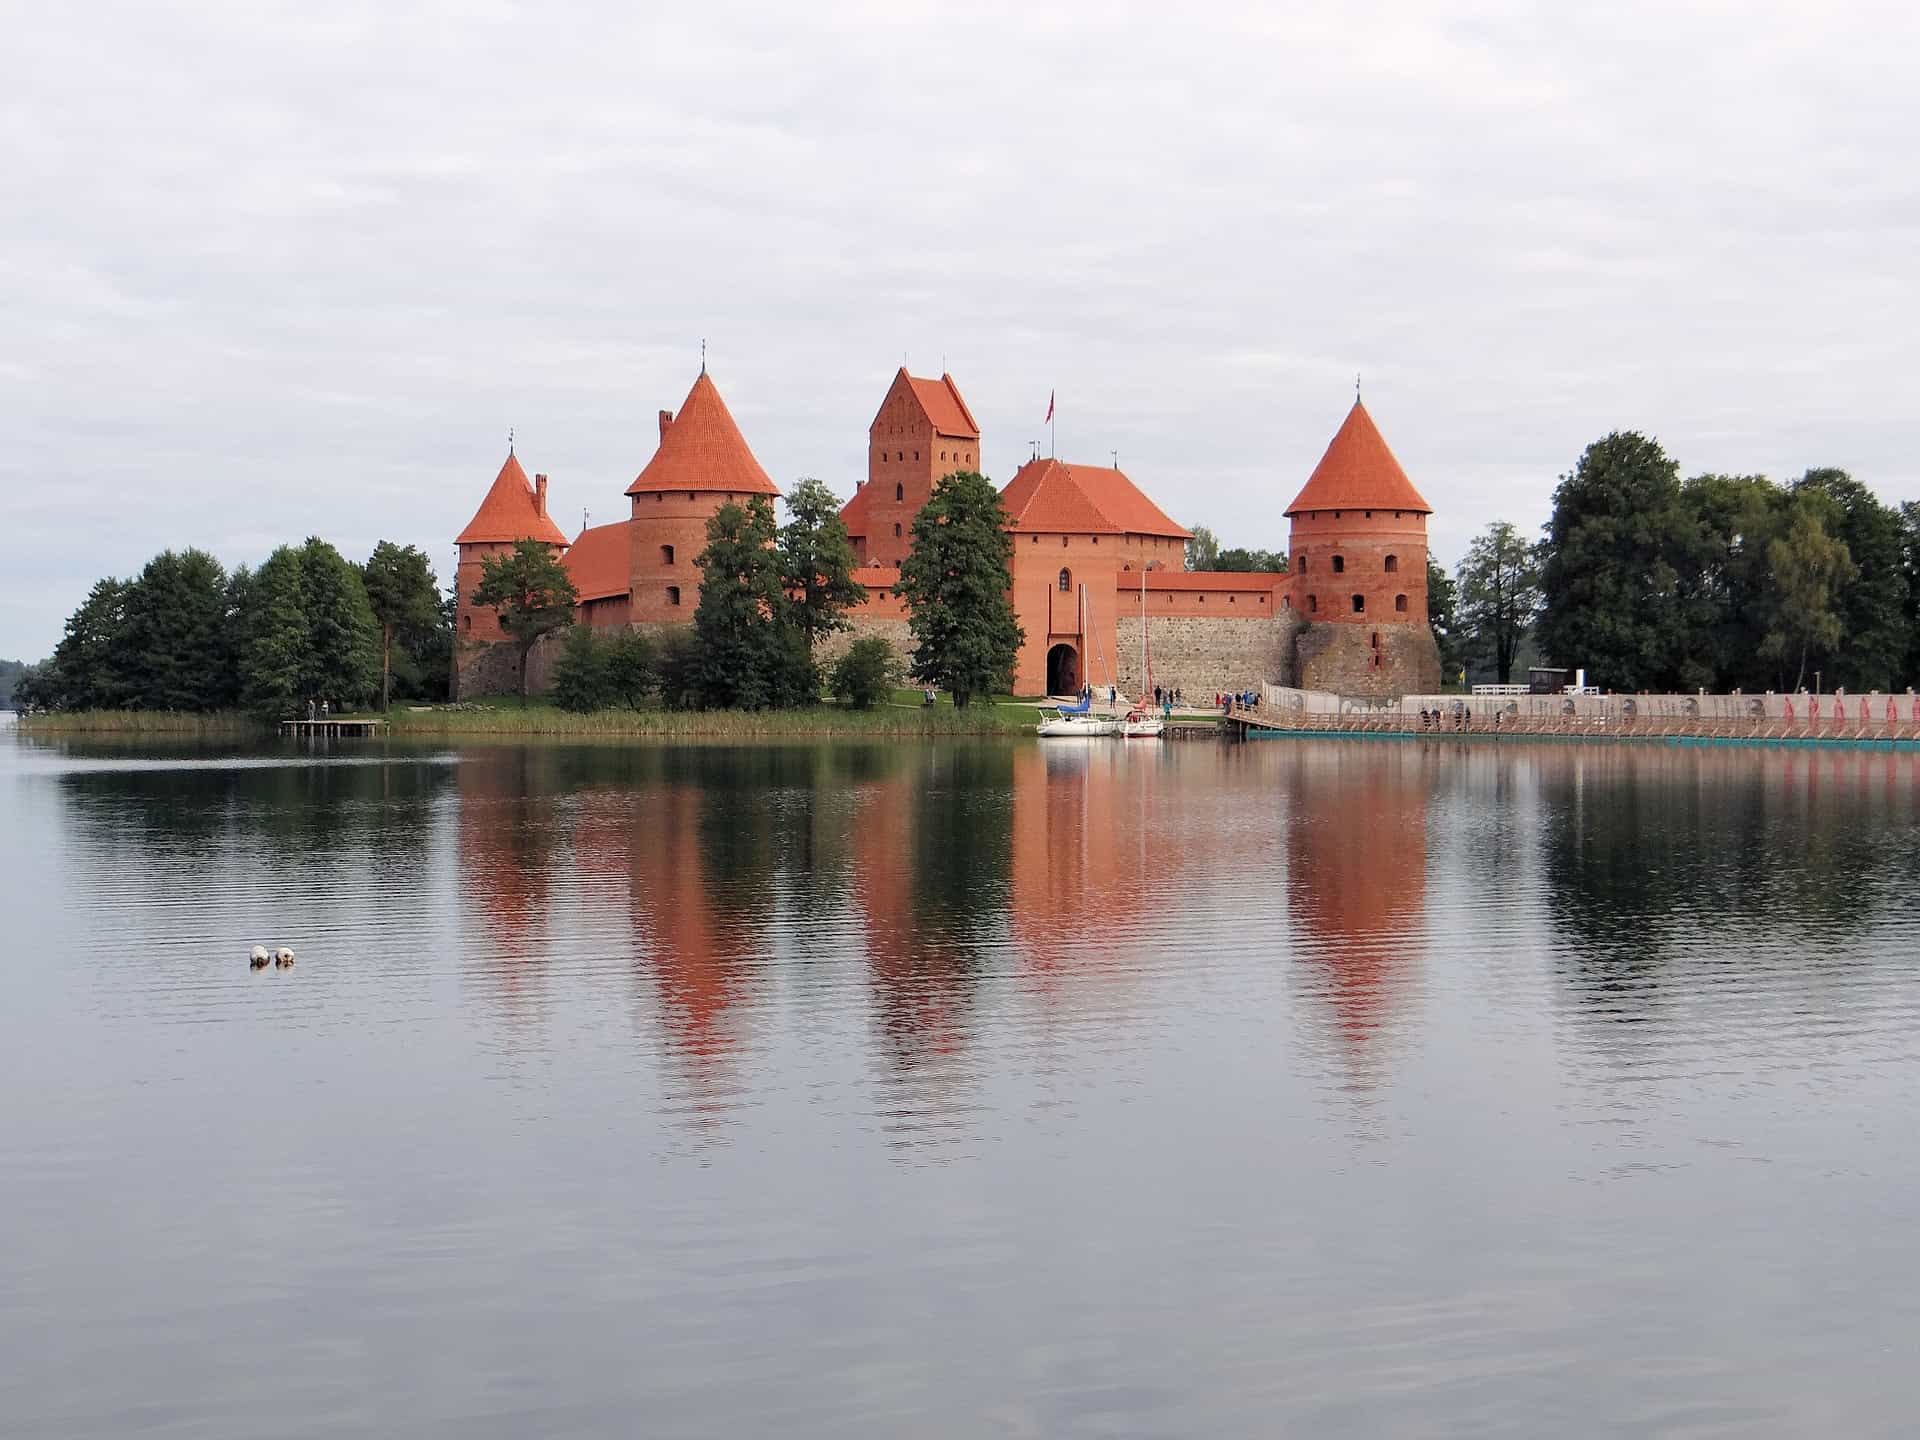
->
5, 1, 1917, 659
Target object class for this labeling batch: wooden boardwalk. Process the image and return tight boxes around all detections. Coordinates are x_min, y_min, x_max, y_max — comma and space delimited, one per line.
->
278, 718, 388, 738
1223, 702, 1920, 748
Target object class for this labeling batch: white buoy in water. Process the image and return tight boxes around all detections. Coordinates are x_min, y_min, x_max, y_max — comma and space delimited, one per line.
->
274, 947, 295, 967
250, 946, 270, 968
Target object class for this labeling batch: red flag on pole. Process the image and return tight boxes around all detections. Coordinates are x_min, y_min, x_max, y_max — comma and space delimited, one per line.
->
1045, 391, 1054, 424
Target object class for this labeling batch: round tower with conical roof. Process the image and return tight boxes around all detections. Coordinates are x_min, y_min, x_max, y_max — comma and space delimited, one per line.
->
626, 370, 781, 625
1282, 401, 1441, 696
452, 449, 572, 697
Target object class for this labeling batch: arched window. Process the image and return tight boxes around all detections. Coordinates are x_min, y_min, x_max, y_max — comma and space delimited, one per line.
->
1308, 594, 1318, 613
1332, 554, 1345, 573
1384, 554, 1398, 573
966, 452, 972, 463
1281, 595, 1291, 609
913, 451, 919, 460
660, 544, 675, 565
896, 451, 904, 461
1351, 593, 1365, 613
666, 585, 681, 607
1395, 593, 1408, 613
895, 483, 904, 501
940, 451, 947, 461
462, 613, 471, 632
893, 522, 902, 537
1058, 568, 1072, 592
1298, 554, 1308, 573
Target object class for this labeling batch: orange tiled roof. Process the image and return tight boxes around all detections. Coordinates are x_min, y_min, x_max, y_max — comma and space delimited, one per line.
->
838, 479, 876, 537
1284, 400, 1431, 516
627, 372, 779, 497
1117, 570, 1287, 591
999, 458, 1191, 539
456, 452, 572, 547
563, 519, 632, 601
907, 372, 978, 438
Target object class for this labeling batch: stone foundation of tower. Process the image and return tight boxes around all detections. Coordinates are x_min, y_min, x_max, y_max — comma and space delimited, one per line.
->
1293, 620, 1440, 699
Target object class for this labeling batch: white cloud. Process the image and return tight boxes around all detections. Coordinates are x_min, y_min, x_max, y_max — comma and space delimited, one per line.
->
5, 0, 1919, 656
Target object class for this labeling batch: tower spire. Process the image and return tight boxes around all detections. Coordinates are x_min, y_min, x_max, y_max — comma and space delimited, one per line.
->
700, 338, 707, 376
508, 426, 514, 454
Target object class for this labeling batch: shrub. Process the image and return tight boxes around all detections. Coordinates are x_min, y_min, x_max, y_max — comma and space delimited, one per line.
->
603, 629, 658, 709
550, 625, 612, 713
830, 636, 899, 709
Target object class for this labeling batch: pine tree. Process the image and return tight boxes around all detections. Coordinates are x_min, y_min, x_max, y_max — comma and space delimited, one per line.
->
242, 546, 310, 717
299, 538, 380, 708
693, 496, 816, 709
778, 476, 866, 647
362, 541, 442, 711
121, 548, 233, 710
45, 577, 136, 710
896, 470, 1023, 708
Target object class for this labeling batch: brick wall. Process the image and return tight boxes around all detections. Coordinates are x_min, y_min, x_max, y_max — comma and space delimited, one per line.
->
1293, 620, 1440, 698
1111, 613, 1303, 700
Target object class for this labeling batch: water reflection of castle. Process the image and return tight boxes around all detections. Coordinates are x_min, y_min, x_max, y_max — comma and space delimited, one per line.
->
454, 740, 1434, 1104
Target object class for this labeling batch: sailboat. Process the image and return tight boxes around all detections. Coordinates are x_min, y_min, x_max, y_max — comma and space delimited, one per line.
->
1120, 568, 1165, 738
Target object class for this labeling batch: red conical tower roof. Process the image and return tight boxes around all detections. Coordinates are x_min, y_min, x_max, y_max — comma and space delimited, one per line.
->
627, 371, 779, 497
1284, 400, 1431, 515
456, 452, 571, 546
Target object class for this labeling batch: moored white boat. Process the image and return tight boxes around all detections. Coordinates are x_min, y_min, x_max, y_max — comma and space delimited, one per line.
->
1120, 707, 1164, 737
1037, 709, 1119, 737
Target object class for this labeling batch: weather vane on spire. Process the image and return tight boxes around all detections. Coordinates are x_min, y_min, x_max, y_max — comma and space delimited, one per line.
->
1355, 372, 1362, 402
508, 426, 515, 454
700, 339, 707, 376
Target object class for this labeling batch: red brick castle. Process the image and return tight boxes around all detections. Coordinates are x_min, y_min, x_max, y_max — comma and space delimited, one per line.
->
453, 367, 1440, 700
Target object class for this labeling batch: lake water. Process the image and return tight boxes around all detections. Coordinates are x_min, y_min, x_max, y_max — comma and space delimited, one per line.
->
6, 731, 1920, 1437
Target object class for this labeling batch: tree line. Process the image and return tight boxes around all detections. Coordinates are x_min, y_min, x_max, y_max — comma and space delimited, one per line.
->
19, 539, 448, 715
1432, 433, 1919, 693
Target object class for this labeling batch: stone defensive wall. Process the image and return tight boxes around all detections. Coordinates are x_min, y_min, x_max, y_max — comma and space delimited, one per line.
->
1236, 684, 1920, 744
1112, 613, 1299, 700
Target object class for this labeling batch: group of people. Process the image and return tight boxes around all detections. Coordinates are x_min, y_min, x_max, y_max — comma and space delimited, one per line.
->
1418, 705, 1473, 731
1219, 689, 1261, 710
1151, 685, 1186, 708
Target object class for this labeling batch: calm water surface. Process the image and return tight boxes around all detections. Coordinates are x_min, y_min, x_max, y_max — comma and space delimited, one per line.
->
6, 731, 1920, 1437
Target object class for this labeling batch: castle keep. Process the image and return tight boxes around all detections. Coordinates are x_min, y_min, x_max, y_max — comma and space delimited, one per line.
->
453, 367, 1440, 700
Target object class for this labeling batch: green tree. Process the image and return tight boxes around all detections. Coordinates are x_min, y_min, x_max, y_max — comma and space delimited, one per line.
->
1536, 432, 1702, 691
120, 548, 234, 710
471, 539, 578, 703
896, 470, 1024, 708
693, 496, 816, 709
1455, 521, 1543, 685
1426, 555, 1466, 686
1793, 469, 1907, 692
779, 476, 866, 647
1901, 501, 1920, 685
241, 546, 310, 716
603, 629, 658, 709
830, 636, 899, 708
362, 541, 442, 711
1185, 525, 1220, 571
44, 577, 136, 710
654, 627, 704, 711
550, 624, 612, 713
1761, 507, 1855, 692
1214, 546, 1289, 573
299, 538, 380, 707
1678, 473, 1789, 692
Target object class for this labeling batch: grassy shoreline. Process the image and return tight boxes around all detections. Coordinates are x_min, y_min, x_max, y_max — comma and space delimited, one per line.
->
17, 692, 1045, 739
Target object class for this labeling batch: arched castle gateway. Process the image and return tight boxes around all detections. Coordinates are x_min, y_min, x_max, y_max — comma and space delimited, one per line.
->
452, 369, 1441, 701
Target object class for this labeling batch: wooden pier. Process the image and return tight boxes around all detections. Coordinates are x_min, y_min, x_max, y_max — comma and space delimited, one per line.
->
1223, 701, 1920, 747
278, 718, 388, 738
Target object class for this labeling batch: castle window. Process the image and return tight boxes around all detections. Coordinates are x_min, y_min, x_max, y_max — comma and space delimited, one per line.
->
966, 453, 972, 463
940, 451, 947, 461
1384, 554, 1398, 573
656, 493, 663, 503
1352, 594, 1365, 613
1058, 568, 1072, 592
462, 614, 471, 632
897, 452, 904, 461
1331, 554, 1345, 573
661, 544, 675, 565
1298, 555, 1308, 573
1092, 536, 1099, 545
1371, 631, 1381, 649
1365, 511, 1373, 518
893, 523, 902, 537
1395, 593, 1408, 612
687, 492, 694, 501
1229, 595, 1235, 603
1062, 536, 1069, 547
1032, 535, 1038, 544
1308, 594, 1318, 612
666, 585, 681, 607
895, 483, 904, 501
1281, 595, 1290, 609
913, 451, 919, 460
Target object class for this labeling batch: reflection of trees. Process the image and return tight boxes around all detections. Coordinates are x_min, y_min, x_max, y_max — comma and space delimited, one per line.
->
1539, 748, 1896, 1009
